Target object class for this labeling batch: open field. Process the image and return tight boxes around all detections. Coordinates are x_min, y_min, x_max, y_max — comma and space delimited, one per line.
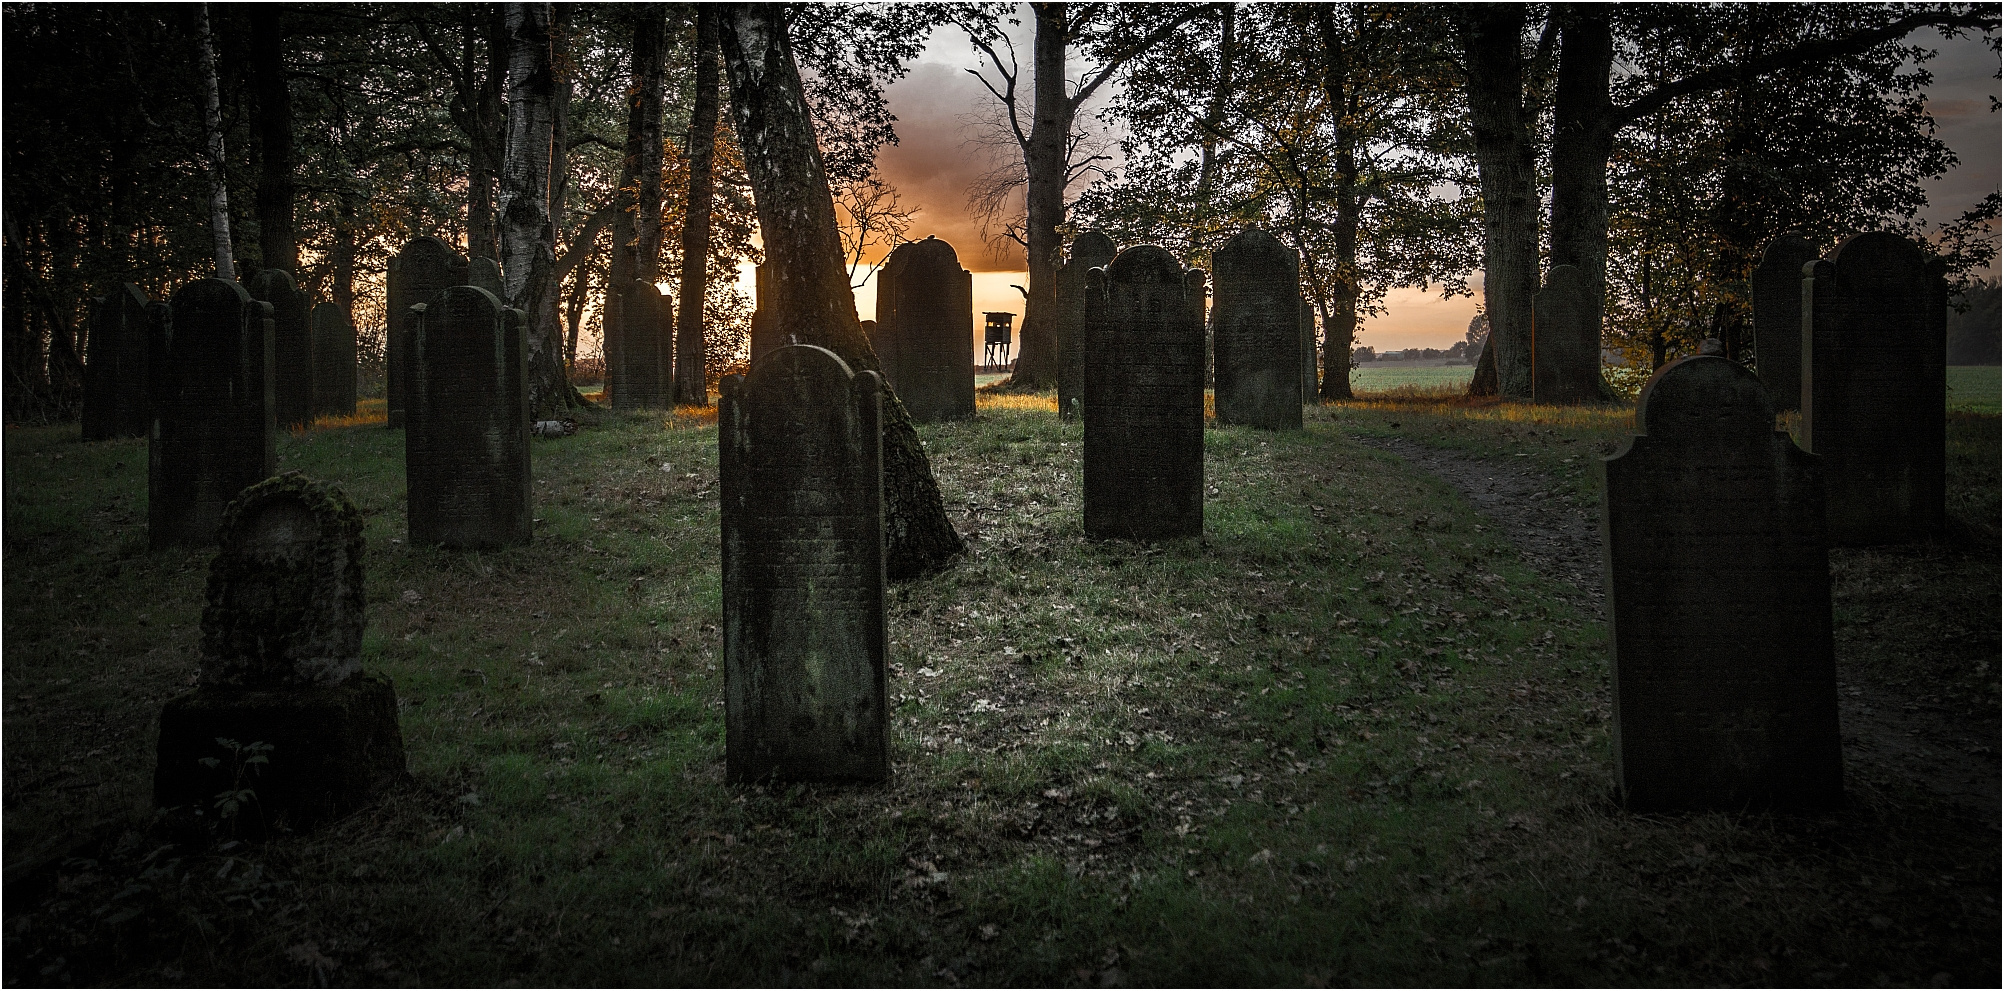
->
1948, 365, 2000, 414
1350, 364, 1477, 393
3, 390, 1996, 986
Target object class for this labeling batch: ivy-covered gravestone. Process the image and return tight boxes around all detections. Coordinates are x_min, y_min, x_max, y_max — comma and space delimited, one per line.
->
153, 474, 407, 835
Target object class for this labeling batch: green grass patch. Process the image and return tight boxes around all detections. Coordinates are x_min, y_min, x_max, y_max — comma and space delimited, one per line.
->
1948, 365, 1999, 414
1350, 363, 1476, 393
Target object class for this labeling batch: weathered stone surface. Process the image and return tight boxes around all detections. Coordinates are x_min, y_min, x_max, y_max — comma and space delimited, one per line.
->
862, 316, 898, 385
310, 302, 357, 419
1212, 227, 1304, 429
200, 474, 366, 688
467, 256, 504, 297
149, 279, 277, 549
82, 284, 151, 440
1751, 232, 1818, 411
406, 286, 532, 549
1058, 231, 1117, 421
875, 236, 975, 422
386, 237, 470, 428
1083, 246, 1207, 540
1801, 232, 1946, 545
1600, 355, 1842, 811
1532, 265, 1601, 403
720, 345, 887, 782
612, 281, 673, 410
1301, 300, 1318, 403
748, 262, 784, 367
249, 270, 314, 429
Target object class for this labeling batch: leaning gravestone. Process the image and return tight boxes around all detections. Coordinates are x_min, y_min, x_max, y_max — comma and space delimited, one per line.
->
82, 283, 152, 440
249, 270, 314, 430
386, 237, 471, 428
310, 302, 357, 419
1084, 246, 1207, 540
1751, 232, 1819, 412
875, 236, 975, 422
1058, 231, 1118, 421
612, 280, 673, 410
406, 286, 532, 549
719, 345, 888, 782
1801, 232, 1946, 545
149, 279, 276, 549
1601, 356, 1842, 811
1300, 299, 1318, 403
153, 474, 407, 835
1531, 265, 1600, 404
1212, 226, 1304, 429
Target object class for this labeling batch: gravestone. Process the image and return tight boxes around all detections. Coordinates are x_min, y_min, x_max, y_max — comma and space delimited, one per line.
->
1301, 300, 1318, 403
249, 270, 314, 430
862, 317, 898, 386
310, 302, 357, 419
1801, 232, 1946, 545
149, 279, 276, 549
153, 474, 406, 835
1751, 232, 1819, 411
1083, 246, 1207, 540
82, 283, 151, 440
386, 237, 471, 427
748, 262, 784, 366
875, 236, 975, 422
1600, 355, 1842, 811
720, 345, 888, 782
406, 286, 532, 549
467, 256, 504, 297
1058, 231, 1117, 421
1211, 226, 1304, 429
1531, 265, 1600, 404
612, 280, 673, 410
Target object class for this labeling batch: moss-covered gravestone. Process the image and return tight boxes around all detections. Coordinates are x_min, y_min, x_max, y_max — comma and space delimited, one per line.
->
407, 286, 531, 549
1750, 232, 1818, 412
875, 236, 975, 422
1084, 246, 1207, 540
1058, 231, 1117, 421
82, 283, 151, 441
1801, 232, 1947, 545
1212, 226, 1304, 430
153, 474, 406, 835
310, 302, 357, 419
249, 269, 314, 430
1600, 356, 1842, 811
1300, 299, 1318, 403
148, 279, 276, 549
720, 345, 888, 783
612, 280, 673, 410
386, 237, 471, 428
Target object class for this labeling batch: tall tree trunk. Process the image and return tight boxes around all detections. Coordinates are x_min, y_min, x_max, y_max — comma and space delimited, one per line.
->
1194, 4, 1236, 215
716, 3, 962, 580
332, 192, 357, 312
632, 9, 665, 282
1008, 1, 1074, 391
464, 8, 507, 261
500, 1, 575, 415
249, 6, 296, 274
196, 3, 235, 279
551, 4, 571, 237
1314, 5, 1360, 401
1458, 4, 1539, 399
676, 6, 721, 406
1545, 4, 1613, 401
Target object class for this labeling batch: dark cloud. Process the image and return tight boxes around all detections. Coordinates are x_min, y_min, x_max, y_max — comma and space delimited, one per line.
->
871, 61, 1024, 272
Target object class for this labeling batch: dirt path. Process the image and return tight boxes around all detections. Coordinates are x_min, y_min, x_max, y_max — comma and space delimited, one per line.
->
1365, 435, 1999, 827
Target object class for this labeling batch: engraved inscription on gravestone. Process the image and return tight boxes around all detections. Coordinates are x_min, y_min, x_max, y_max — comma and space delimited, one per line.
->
720, 345, 888, 783
310, 302, 358, 419
149, 279, 276, 549
1084, 246, 1207, 541
875, 236, 975, 422
153, 474, 407, 834
1750, 232, 1818, 412
406, 286, 532, 549
83, 283, 152, 440
1058, 231, 1117, 421
1600, 356, 1842, 811
1801, 232, 1946, 545
1212, 226, 1304, 430
249, 269, 315, 429
613, 280, 674, 410
386, 237, 470, 428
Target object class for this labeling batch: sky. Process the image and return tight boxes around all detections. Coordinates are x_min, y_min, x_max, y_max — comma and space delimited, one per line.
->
749, 16, 2002, 355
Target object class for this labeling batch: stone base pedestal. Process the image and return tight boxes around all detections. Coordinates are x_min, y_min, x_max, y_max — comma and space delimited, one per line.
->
153, 674, 407, 835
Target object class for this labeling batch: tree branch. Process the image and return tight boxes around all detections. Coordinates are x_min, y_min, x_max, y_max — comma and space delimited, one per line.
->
553, 205, 617, 283
1070, 4, 1218, 112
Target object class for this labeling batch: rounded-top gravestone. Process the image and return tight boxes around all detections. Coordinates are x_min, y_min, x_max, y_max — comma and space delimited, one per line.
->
1058, 231, 1118, 421
149, 278, 276, 549
199, 473, 366, 688
406, 285, 532, 549
875, 236, 975, 422
1083, 245, 1207, 541
1750, 232, 1818, 412
1211, 226, 1304, 430
386, 237, 471, 428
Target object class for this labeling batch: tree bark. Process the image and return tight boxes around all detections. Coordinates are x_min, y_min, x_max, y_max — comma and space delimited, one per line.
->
249, 6, 296, 274
500, 2, 575, 415
676, 6, 721, 406
1314, 5, 1360, 401
464, 8, 507, 262
1010, 2, 1072, 391
196, 3, 235, 280
1458, 4, 1539, 399
1544, 4, 1613, 401
716, 3, 962, 580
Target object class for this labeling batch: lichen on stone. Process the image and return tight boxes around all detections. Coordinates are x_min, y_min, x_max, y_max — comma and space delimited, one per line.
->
199, 472, 366, 688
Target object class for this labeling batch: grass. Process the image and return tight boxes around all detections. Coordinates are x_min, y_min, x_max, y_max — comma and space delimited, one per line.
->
1948, 365, 2000, 414
1350, 364, 1476, 392
3, 385, 1997, 986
